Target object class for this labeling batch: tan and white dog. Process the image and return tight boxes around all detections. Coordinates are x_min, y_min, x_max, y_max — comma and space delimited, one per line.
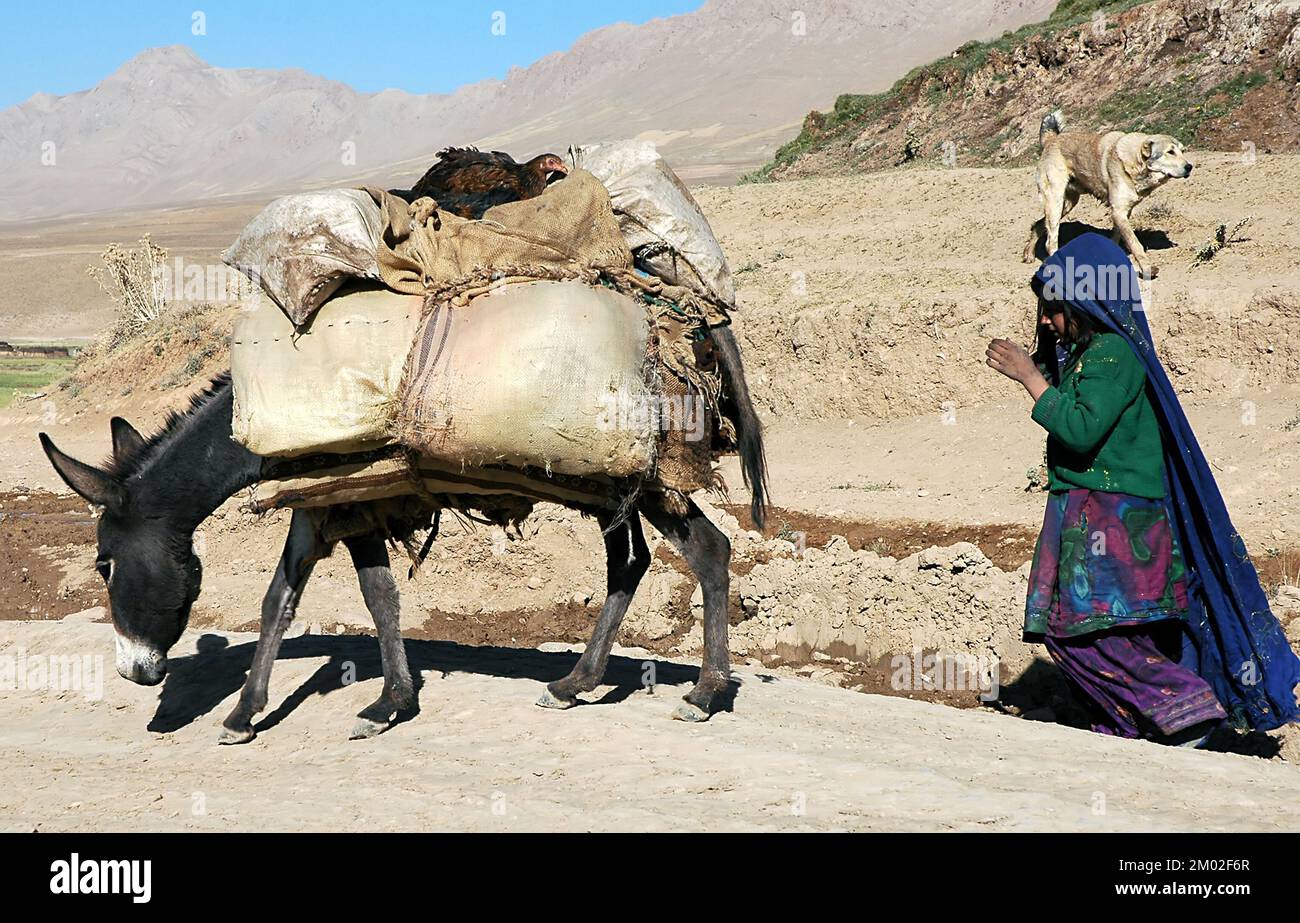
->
1023, 110, 1193, 278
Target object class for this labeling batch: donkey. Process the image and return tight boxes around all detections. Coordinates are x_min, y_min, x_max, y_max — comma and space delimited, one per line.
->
40, 327, 768, 743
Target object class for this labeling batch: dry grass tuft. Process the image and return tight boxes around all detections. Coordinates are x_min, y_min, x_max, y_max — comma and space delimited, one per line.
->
1192, 217, 1251, 267
85, 235, 170, 347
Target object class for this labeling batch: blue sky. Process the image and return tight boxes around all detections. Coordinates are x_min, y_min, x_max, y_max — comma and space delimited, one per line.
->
0, 0, 705, 109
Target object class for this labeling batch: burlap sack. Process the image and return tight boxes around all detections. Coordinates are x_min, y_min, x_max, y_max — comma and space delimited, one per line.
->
223, 189, 384, 326
364, 168, 632, 300
231, 284, 422, 457
394, 280, 657, 478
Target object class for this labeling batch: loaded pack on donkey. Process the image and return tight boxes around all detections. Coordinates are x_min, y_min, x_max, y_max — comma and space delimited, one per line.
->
41, 141, 769, 742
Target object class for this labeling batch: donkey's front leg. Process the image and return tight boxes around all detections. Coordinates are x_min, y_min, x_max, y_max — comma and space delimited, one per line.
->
343, 532, 415, 739
640, 497, 732, 722
219, 509, 329, 744
537, 513, 650, 710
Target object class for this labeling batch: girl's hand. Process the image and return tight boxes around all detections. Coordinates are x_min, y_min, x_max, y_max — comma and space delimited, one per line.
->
986, 338, 1049, 401
985, 338, 1036, 382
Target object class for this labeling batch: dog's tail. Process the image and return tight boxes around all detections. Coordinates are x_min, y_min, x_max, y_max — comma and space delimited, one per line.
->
1039, 109, 1065, 145
709, 324, 769, 530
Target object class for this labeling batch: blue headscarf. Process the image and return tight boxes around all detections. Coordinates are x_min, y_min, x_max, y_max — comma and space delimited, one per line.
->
1032, 233, 1300, 731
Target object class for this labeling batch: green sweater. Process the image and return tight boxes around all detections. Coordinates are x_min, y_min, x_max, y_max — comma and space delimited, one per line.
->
1030, 332, 1166, 499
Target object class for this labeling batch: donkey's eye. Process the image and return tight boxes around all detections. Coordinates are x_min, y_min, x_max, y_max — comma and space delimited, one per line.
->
95, 559, 113, 583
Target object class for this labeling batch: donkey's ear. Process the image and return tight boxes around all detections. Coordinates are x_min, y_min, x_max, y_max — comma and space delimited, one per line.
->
39, 433, 125, 511
109, 416, 146, 461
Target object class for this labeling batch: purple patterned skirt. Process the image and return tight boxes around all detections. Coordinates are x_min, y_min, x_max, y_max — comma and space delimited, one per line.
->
1026, 489, 1188, 636
1026, 489, 1226, 738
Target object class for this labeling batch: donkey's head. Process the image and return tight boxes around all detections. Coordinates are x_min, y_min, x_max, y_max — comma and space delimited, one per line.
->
40, 418, 203, 685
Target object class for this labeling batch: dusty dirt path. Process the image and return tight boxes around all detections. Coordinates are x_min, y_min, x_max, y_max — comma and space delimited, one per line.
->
3, 616, 1297, 833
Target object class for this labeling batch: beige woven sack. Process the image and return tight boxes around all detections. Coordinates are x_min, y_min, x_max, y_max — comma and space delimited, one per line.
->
395, 280, 656, 478
231, 284, 422, 457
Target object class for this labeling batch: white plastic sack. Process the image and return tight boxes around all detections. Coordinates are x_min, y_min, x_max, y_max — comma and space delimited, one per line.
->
223, 189, 384, 327
231, 284, 422, 457
568, 141, 735, 307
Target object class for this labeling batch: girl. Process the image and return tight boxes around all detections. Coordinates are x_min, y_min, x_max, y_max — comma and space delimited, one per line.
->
987, 232, 1300, 746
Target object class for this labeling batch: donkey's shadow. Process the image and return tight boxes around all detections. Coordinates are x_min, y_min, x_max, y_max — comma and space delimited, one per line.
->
147, 632, 737, 735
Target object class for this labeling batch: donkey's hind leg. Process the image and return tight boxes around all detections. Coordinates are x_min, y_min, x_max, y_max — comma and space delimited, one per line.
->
343, 532, 416, 739
537, 512, 650, 709
639, 497, 732, 722
219, 508, 330, 744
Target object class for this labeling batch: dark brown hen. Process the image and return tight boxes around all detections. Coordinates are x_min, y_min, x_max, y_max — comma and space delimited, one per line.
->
396, 147, 570, 220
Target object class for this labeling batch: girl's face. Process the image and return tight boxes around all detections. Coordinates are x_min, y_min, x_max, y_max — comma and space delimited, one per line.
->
1040, 302, 1071, 342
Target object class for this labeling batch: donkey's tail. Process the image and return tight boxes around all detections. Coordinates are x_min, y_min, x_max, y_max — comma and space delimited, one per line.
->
709, 324, 769, 529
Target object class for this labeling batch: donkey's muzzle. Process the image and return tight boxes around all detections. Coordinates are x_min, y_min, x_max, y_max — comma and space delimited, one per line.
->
115, 632, 167, 685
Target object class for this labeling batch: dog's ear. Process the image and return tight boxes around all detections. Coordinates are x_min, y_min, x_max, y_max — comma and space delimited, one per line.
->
1141, 138, 1155, 163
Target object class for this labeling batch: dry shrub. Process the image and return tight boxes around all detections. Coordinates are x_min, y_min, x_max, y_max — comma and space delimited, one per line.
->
72, 233, 239, 397
86, 235, 169, 348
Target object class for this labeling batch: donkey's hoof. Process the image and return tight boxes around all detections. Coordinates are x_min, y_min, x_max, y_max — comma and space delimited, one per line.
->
349, 717, 390, 740
671, 700, 710, 723
218, 725, 255, 745
536, 688, 576, 710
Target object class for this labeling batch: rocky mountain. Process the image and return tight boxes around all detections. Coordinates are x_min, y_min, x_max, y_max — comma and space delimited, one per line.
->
0, 0, 1057, 220
752, 0, 1300, 181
